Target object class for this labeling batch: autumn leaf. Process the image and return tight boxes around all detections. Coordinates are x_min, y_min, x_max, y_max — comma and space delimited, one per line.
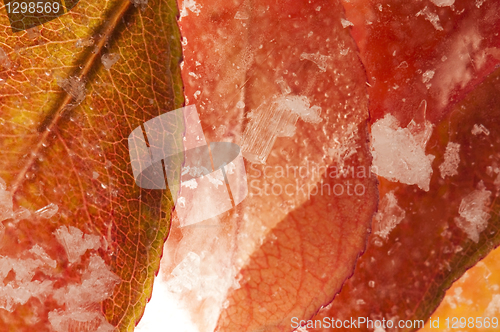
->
0, 0, 182, 330
308, 0, 500, 330
147, 0, 377, 331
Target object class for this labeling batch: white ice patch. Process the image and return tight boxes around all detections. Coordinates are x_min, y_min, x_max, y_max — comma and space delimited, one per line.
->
0, 176, 119, 330
180, 0, 201, 19
422, 69, 435, 84
371, 114, 435, 191
35, 203, 58, 219
430, 0, 455, 7
416, 7, 443, 31
241, 94, 322, 164
439, 142, 460, 178
340, 18, 354, 28
454, 181, 492, 243
472, 123, 490, 136
54, 225, 102, 264
373, 191, 406, 240
434, 28, 485, 108
484, 294, 500, 317
299, 52, 332, 72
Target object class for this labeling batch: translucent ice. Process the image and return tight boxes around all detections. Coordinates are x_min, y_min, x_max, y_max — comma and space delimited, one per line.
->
241, 95, 322, 164
34, 203, 58, 219
430, 0, 455, 7
57, 76, 86, 105
373, 191, 406, 240
454, 182, 492, 243
472, 123, 490, 136
484, 294, 500, 317
101, 53, 120, 70
300, 52, 332, 72
416, 7, 443, 31
340, 18, 354, 28
0, 178, 14, 221
54, 226, 102, 263
439, 142, 460, 178
371, 114, 435, 191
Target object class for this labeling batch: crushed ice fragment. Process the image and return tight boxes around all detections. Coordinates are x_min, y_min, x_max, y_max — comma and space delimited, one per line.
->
234, 10, 249, 20
57, 76, 86, 105
180, 0, 201, 18
101, 53, 120, 70
54, 226, 102, 263
439, 142, 460, 178
299, 52, 332, 72
241, 95, 322, 164
0, 178, 14, 222
454, 181, 492, 243
471, 124, 490, 136
340, 18, 354, 28
416, 7, 443, 31
371, 114, 435, 191
422, 70, 435, 84
34, 203, 58, 219
373, 191, 405, 240
0, 47, 11, 69
430, 0, 455, 7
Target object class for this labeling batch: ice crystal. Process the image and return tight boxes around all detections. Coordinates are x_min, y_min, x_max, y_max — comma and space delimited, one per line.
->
439, 142, 460, 178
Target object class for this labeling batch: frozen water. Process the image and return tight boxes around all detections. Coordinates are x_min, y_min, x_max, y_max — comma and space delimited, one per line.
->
340, 18, 354, 28
57, 76, 86, 105
371, 114, 435, 191
34, 203, 58, 219
430, 0, 455, 7
484, 294, 500, 317
422, 69, 435, 84
439, 142, 460, 178
50, 255, 120, 332
0, 47, 11, 69
472, 124, 490, 136
180, 0, 201, 18
0, 178, 14, 222
299, 52, 332, 72
416, 7, 443, 31
454, 182, 492, 243
29, 244, 57, 268
241, 95, 322, 164
53, 255, 120, 308
54, 226, 102, 263
373, 191, 406, 240
101, 53, 120, 70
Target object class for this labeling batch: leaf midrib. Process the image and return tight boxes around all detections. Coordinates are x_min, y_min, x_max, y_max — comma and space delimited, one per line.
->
10, 0, 132, 194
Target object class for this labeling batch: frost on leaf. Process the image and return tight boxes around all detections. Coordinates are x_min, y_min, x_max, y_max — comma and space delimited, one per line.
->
299, 52, 332, 72
373, 191, 405, 240
472, 123, 490, 135
57, 76, 86, 106
439, 142, 460, 178
241, 94, 322, 164
50, 256, 120, 332
454, 181, 492, 243
0, 178, 119, 329
101, 53, 120, 70
430, 0, 455, 7
180, 0, 201, 18
371, 114, 435, 191
416, 7, 443, 31
54, 225, 102, 264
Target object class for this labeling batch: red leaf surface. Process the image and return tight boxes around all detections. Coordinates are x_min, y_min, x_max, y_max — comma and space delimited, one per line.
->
148, 0, 377, 331
343, 0, 500, 124
307, 0, 500, 329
